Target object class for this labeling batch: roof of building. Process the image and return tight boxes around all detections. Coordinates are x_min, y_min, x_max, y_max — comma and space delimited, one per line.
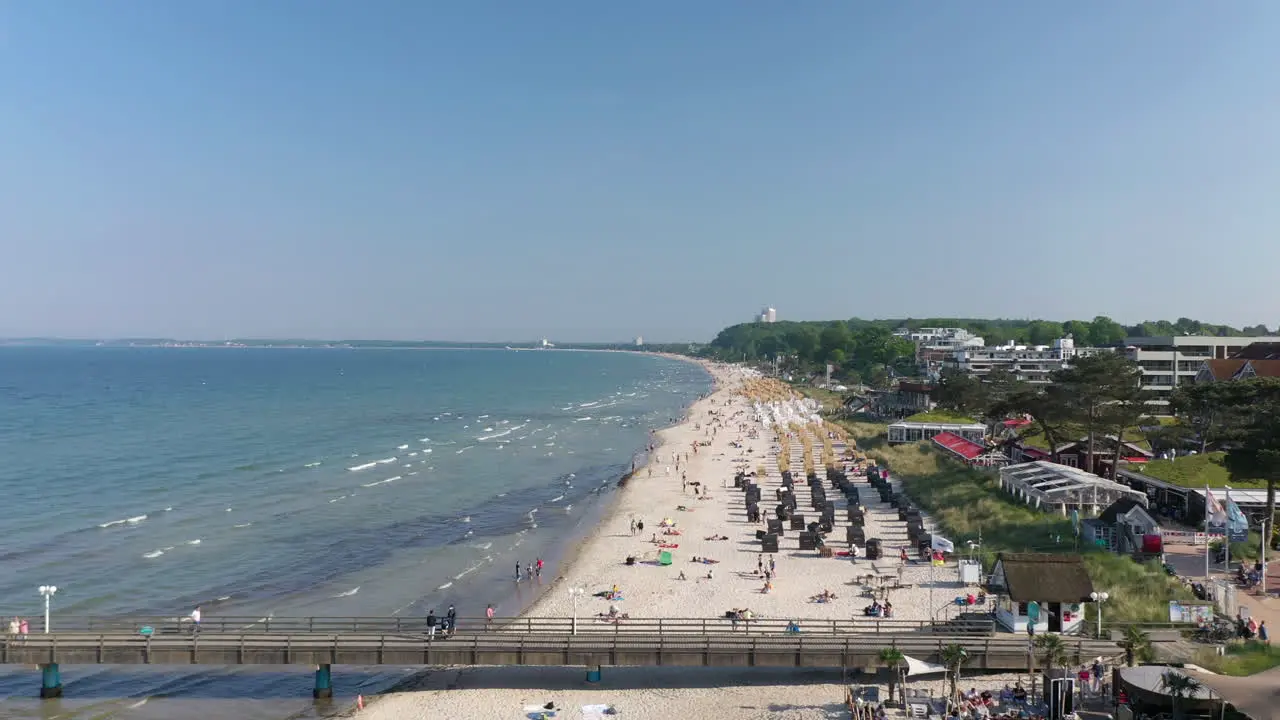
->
1201, 357, 1280, 381
932, 431, 986, 461
1000, 461, 1150, 506
990, 553, 1095, 603
1097, 497, 1151, 524
1230, 342, 1280, 360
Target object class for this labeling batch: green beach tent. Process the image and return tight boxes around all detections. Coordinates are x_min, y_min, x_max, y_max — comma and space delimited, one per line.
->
659, 551, 673, 566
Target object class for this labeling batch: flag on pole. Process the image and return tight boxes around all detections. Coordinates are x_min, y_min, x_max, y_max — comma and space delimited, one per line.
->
931, 535, 955, 553
1205, 487, 1227, 527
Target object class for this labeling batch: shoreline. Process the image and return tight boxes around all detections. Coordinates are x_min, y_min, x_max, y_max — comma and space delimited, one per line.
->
340, 354, 720, 718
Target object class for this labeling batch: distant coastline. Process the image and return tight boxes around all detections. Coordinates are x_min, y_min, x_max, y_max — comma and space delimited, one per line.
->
0, 338, 701, 352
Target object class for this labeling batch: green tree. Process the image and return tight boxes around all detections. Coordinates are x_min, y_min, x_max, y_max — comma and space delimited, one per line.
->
1170, 383, 1234, 454
1100, 358, 1153, 480
1027, 321, 1064, 346
1051, 354, 1143, 473
994, 383, 1076, 462
1063, 320, 1093, 344
1158, 671, 1203, 720
1087, 315, 1127, 346
1121, 625, 1152, 667
1209, 378, 1280, 532
877, 646, 907, 704
1034, 634, 1071, 693
934, 368, 988, 418
819, 323, 853, 364
939, 643, 969, 705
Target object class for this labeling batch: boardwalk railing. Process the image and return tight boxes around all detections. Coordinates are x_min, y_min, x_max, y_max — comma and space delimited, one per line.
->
17, 614, 995, 637
0, 631, 1120, 669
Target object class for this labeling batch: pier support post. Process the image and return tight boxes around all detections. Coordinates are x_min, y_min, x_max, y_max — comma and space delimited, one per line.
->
313, 664, 333, 699
586, 665, 602, 683
40, 663, 62, 698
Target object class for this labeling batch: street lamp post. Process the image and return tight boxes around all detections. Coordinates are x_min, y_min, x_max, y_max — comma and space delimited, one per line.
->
568, 587, 585, 635
38, 585, 58, 634
1090, 591, 1110, 639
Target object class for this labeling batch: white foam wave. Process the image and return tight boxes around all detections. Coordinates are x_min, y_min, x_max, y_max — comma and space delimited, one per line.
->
579, 401, 599, 407
234, 523, 253, 528
332, 587, 360, 598
420, 437, 431, 442
397, 444, 409, 450
478, 414, 489, 419
187, 539, 202, 545
462, 516, 471, 523
456, 446, 474, 454
99, 514, 148, 529
329, 496, 347, 503
348, 462, 378, 472
437, 582, 453, 590
473, 542, 493, 550
550, 495, 564, 502
409, 452, 418, 457
304, 462, 322, 468
376, 457, 397, 464
142, 550, 164, 559
361, 475, 401, 488
454, 563, 483, 580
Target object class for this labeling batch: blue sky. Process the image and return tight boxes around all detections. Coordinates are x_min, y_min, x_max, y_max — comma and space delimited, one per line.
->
2, 2, 1278, 342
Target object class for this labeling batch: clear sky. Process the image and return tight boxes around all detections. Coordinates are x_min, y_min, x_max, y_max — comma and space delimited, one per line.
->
2, 2, 1278, 342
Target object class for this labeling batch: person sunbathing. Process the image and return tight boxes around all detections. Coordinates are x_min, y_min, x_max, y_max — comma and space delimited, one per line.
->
704, 534, 729, 541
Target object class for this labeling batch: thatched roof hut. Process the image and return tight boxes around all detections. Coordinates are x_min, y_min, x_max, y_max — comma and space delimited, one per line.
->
989, 552, 1094, 603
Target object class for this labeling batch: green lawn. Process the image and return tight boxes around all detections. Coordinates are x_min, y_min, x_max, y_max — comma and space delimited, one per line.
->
902, 410, 977, 424
1140, 451, 1266, 489
1197, 641, 1280, 676
869, 442, 1192, 624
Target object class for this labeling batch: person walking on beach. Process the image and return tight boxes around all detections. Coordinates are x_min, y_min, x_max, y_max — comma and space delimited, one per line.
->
757, 554, 763, 576
515, 561, 522, 582
630, 518, 636, 535
535, 558, 544, 577
769, 556, 776, 576
526, 562, 534, 582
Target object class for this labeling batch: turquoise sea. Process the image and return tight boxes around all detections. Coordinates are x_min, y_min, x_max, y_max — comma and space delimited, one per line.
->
0, 346, 711, 719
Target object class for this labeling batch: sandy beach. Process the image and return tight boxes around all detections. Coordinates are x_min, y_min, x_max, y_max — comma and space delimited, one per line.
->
358, 361, 1029, 719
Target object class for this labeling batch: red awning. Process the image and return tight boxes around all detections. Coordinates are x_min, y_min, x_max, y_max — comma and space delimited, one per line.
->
932, 431, 985, 461
1021, 446, 1051, 460
1002, 418, 1033, 429
1123, 457, 1149, 463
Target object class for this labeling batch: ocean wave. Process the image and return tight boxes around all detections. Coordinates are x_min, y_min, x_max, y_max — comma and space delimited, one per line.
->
550, 495, 564, 502
234, 522, 253, 528
187, 539, 201, 545
331, 586, 360, 598
456, 446, 474, 454
348, 461, 378, 472
376, 457, 397, 464
453, 563, 483, 580
397, 444, 409, 450
142, 549, 164, 559
99, 514, 148, 528
361, 476, 401, 488
329, 495, 347, 503
304, 461, 322, 468
579, 401, 599, 408
477, 414, 489, 419
437, 581, 453, 590
408, 452, 418, 457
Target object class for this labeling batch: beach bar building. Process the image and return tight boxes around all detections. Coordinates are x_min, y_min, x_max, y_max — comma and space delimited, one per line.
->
999, 461, 1149, 517
931, 432, 1009, 468
987, 553, 1094, 634
886, 420, 986, 446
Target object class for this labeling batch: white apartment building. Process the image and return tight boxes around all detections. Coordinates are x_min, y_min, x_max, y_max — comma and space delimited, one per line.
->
894, 327, 986, 348
1125, 335, 1280, 408
955, 337, 1076, 383
755, 307, 777, 323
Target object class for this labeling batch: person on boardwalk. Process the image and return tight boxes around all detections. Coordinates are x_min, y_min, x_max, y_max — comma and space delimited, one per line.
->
189, 606, 202, 634
446, 605, 457, 634
485, 604, 495, 629
426, 609, 438, 637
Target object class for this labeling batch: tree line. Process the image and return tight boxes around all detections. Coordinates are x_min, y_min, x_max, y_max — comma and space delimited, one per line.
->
933, 355, 1280, 533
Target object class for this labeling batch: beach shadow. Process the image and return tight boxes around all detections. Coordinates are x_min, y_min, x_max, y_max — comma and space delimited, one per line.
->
765, 702, 850, 718
386, 665, 850, 694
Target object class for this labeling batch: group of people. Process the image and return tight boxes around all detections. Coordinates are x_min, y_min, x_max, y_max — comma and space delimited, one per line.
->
514, 557, 545, 583
425, 605, 458, 636
6, 617, 29, 636
862, 599, 893, 618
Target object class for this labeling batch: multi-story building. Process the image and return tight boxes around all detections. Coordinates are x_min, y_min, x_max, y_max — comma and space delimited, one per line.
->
893, 327, 986, 348
1125, 335, 1280, 408
1193, 342, 1280, 383
755, 307, 777, 323
954, 337, 1076, 383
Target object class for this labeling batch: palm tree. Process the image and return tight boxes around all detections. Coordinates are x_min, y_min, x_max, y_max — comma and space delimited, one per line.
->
1034, 633, 1070, 684
1121, 625, 1152, 667
939, 643, 969, 706
878, 646, 906, 705
1159, 670, 1203, 720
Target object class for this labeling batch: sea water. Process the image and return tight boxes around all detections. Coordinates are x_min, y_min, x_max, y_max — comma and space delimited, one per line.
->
0, 346, 710, 719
